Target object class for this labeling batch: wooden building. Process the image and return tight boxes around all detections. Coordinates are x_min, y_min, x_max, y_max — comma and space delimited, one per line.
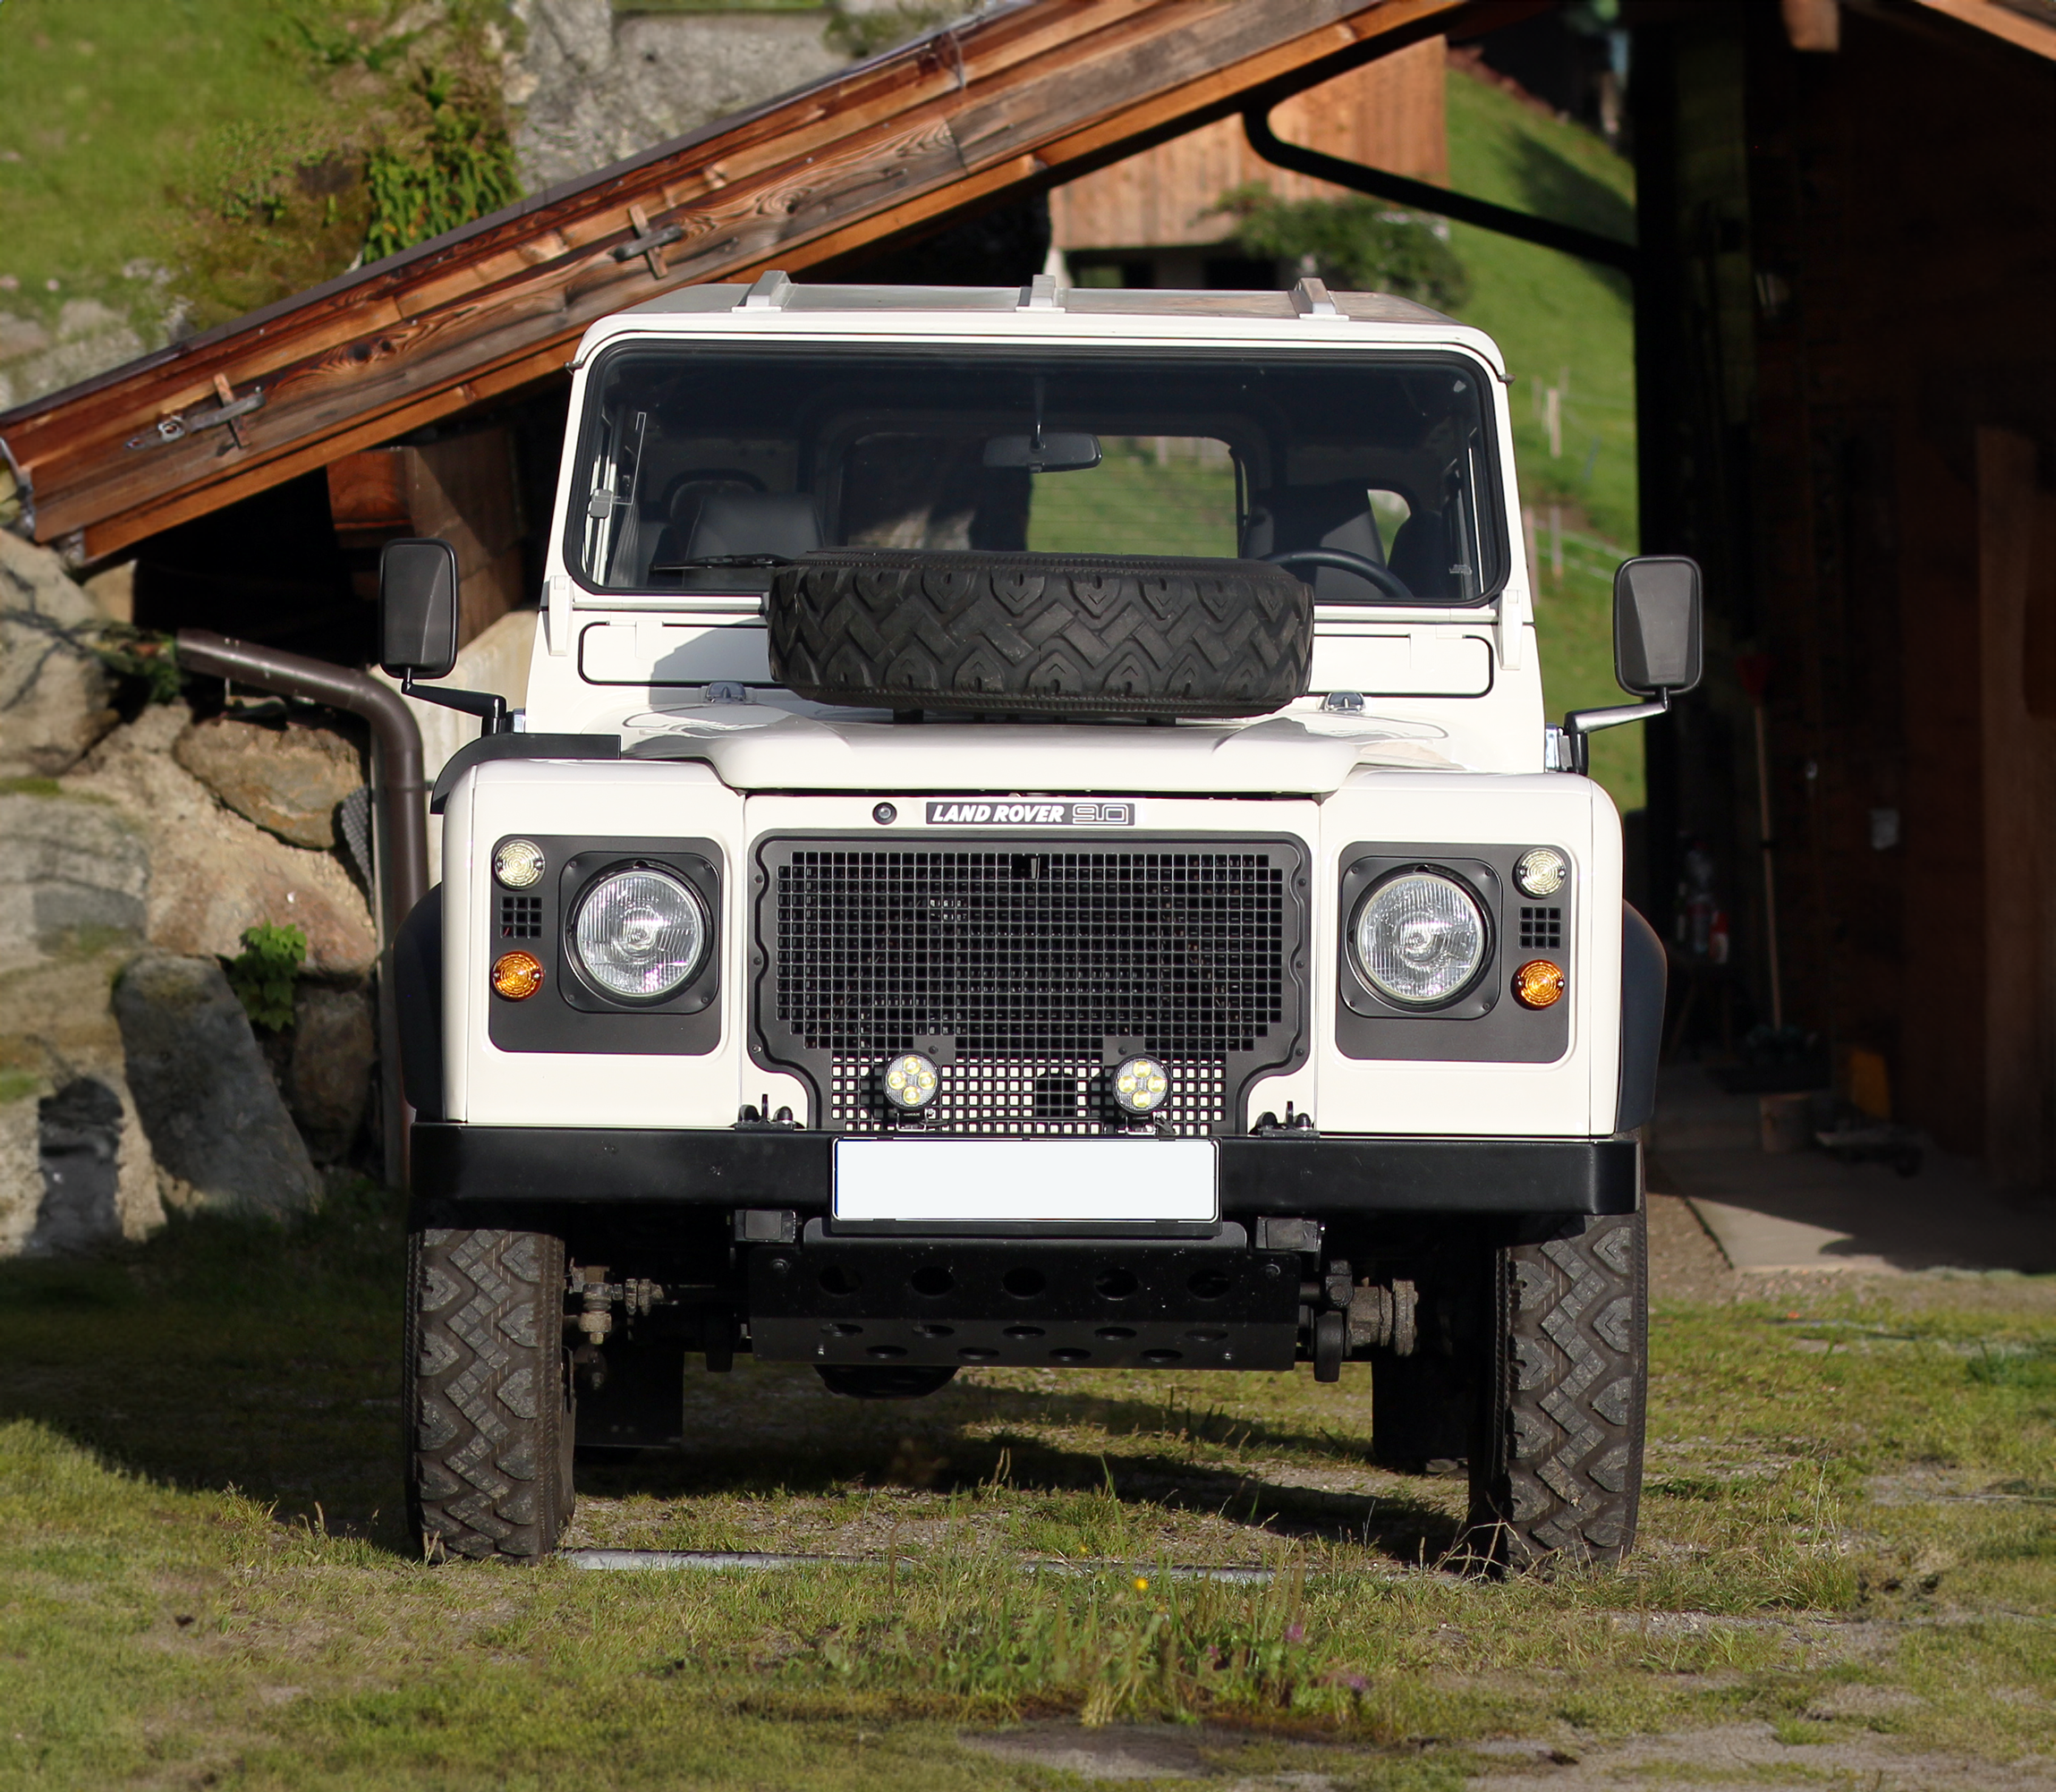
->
1049, 35, 1450, 287
1632, 0, 2056, 1186
2, 0, 2051, 1186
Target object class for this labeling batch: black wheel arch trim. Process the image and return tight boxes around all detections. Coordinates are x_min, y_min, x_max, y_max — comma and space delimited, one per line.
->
1618, 902, 1666, 1132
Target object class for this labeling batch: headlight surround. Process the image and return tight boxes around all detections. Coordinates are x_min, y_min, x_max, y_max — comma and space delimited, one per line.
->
569, 865, 709, 1000
1351, 870, 1490, 1007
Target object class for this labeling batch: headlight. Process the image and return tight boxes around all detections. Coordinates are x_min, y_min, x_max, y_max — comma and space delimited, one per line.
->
570, 866, 708, 999
1352, 871, 1488, 1006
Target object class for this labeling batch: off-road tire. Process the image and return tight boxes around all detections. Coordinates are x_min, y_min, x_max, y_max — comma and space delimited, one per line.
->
768, 548, 1313, 718
1467, 1208, 1647, 1571
404, 1227, 575, 1562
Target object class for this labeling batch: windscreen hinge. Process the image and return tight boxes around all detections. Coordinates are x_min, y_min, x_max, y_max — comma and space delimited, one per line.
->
1290, 276, 1343, 319
1497, 580, 1529, 670
1017, 272, 1061, 310
740, 269, 794, 310
545, 571, 572, 656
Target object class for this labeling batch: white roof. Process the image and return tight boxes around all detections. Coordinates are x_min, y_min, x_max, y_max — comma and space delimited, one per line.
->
573, 274, 1509, 378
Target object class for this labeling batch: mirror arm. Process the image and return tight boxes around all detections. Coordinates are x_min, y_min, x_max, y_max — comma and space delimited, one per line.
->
1559, 691, 1669, 775
401, 672, 513, 738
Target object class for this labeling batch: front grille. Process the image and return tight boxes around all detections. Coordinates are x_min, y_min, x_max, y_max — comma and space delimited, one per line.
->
757, 840, 1304, 1135
1517, 904, 1563, 949
498, 894, 542, 939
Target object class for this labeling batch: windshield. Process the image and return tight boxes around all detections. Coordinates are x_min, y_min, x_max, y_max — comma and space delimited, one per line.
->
568, 346, 1505, 606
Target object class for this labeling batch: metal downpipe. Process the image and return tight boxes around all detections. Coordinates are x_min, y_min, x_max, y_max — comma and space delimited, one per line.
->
174, 629, 428, 1186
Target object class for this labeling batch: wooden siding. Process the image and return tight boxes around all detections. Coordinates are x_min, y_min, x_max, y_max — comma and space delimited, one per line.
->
1049, 35, 1448, 253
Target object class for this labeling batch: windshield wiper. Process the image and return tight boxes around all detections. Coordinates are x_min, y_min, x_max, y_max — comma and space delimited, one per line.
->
648, 554, 796, 572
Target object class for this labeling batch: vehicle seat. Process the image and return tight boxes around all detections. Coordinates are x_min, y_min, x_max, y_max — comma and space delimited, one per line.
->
684, 492, 822, 561
1387, 510, 1453, 599
1242, 481, 1388, 602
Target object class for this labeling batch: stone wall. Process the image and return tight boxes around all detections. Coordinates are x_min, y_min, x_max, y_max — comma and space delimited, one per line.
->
0, 533, 378, 1255
509, 0, 949, 192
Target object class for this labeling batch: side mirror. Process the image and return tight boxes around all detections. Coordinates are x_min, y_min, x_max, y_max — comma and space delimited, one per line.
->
378, 538, 460, 680
1613, 556, 1703, 698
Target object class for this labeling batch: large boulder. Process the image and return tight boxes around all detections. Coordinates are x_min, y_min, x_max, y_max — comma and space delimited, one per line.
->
288, 981, 377, 1164
0, 529, 119, 777
0, 788, 149, 972
0, 953, 165, 1255
63, 703, 377, 977
112, 953, 321, 1219
173, 712, 365, 850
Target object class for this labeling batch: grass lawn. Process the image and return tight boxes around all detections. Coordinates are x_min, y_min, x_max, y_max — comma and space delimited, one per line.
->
2, 1185, 2051, 1788
1441, 68, 1645, 813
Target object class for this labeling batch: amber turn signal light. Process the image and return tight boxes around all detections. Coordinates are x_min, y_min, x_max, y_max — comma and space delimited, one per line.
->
1512, 959, 1566, 1009
492, 950, 545, 1000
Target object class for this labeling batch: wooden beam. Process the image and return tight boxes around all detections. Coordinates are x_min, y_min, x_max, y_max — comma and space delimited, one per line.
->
0, 0, 1485, 561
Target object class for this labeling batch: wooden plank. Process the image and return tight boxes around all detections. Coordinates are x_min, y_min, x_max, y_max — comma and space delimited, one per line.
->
1903, 0, 2056, 61
1050, 36, 1448, 251
325, 449, 411, 547
1977, 426, 2056, 1191
13, 0, 1483, 556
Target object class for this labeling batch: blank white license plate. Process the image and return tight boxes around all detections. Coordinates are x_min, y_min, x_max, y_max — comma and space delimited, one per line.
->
832, 1136, 1218, 1224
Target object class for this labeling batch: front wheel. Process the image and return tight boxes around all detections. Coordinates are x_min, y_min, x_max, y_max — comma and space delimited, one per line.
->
1467, 1208, 1647, 1570
404, 1227, 576, 1561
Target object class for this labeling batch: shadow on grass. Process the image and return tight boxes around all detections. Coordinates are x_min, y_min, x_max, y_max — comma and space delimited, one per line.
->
1, 1195, 1457, 1567
577, 1419, 1464, 1563
0, 1181, 412, 1550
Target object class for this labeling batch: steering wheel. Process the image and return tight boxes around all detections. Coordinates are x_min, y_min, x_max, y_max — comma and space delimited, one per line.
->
1262, 547, 1414, 603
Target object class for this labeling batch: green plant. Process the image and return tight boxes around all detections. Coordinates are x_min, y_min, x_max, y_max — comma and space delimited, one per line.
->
1214, 183, 1472, 312
824, 1, 959, 60
362, 64, 519, 260
225, 921, 307, 1032
91, 624, 183, 705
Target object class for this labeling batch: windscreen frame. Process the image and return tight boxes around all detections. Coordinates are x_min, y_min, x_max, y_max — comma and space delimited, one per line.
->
561, 339, 1512, 609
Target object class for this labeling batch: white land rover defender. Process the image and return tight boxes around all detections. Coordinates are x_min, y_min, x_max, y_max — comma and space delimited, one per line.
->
381, 271, 1695, 1569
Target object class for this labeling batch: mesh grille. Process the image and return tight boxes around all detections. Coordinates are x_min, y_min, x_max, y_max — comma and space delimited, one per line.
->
498, 894, 543, 939
1517, 904, 1563, 950
766, 844, 1296, 1136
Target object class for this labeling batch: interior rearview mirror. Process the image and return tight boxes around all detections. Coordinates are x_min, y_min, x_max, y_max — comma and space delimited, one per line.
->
982, 432, 1102, 473
379, 538, 460, 681
1613, 556, 1703, 697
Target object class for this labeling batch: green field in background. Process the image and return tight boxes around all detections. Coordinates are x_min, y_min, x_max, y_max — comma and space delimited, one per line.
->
1440, 69, 1644, 811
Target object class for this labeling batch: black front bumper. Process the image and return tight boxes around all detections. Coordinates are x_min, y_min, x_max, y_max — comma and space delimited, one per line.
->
410, 1125, 1638, 1219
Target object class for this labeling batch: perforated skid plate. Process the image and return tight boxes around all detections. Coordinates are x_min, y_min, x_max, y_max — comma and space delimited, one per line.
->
747, 1238, 1302, 1371
753, 837, 1308, 1135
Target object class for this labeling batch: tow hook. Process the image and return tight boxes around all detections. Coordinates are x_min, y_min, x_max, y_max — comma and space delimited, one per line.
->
569, 1264, 667, 1346
1304, 1260, 1418, 1382
567, 1266, 668, 1394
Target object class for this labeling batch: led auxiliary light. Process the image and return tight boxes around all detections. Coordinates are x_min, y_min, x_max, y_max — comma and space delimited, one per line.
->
881, 1052, 940, 1111
1514, 847, 1567, 899
1512, 960, 1567, 1009
1112, 1056, 1170, 1116
491, 950, 545, 1000
494, 838, 545, 889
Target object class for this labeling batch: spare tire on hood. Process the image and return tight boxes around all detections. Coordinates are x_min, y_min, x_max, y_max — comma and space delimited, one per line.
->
767, 548, 1313, 720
